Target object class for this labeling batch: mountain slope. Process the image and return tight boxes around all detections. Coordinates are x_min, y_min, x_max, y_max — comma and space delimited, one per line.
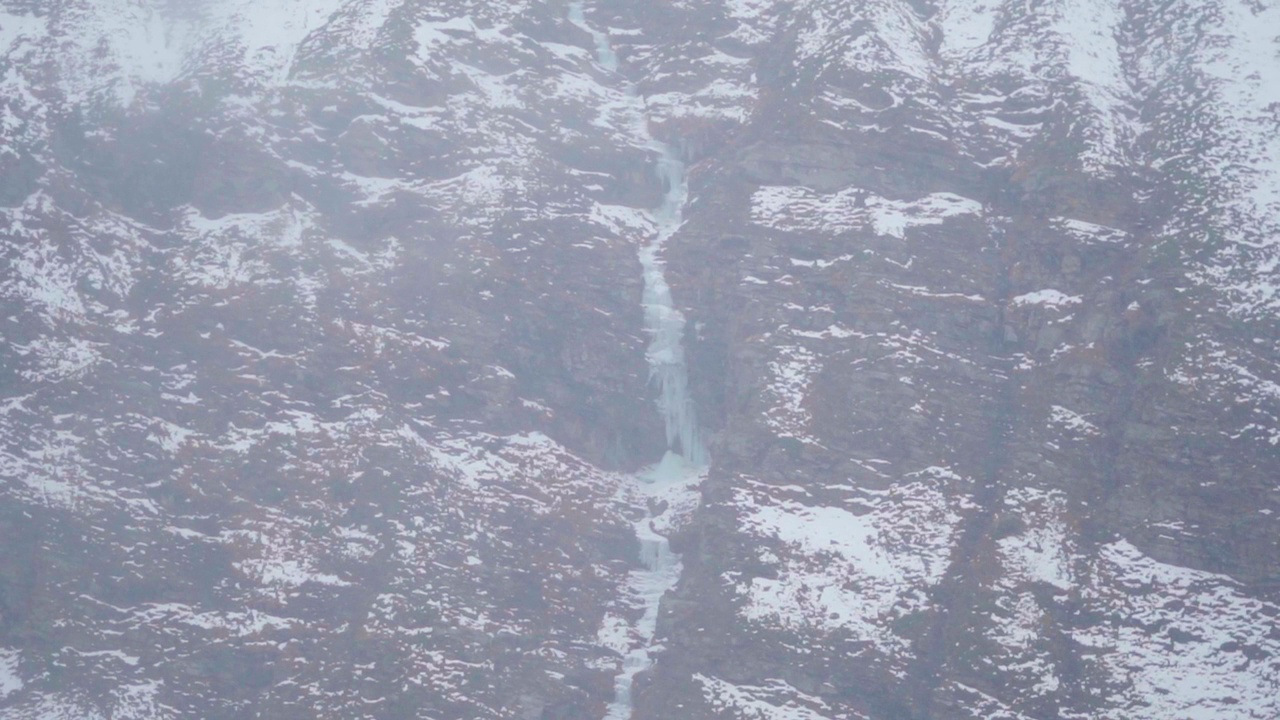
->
619, 0, 1280, 718
1, 1, 1278, 719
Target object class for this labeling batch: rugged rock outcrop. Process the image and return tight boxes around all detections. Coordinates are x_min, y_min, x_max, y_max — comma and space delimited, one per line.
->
618, 1, 1280, 718
1, 0, 1277, 719
2, 1, 666, 717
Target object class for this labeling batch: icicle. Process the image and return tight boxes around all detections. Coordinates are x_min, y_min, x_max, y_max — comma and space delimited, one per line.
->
640, 144, 708, 467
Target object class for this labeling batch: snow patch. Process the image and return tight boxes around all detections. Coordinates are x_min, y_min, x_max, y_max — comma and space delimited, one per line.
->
998, 488, 1074, 591
1011, 289, 1081, 308
937, 0, 998, 58
763, 345, 820, 444
694, 674, 840, 720
113, 680, 172, 720
0, 9, 47, 53
0, 648, 21, 699
1076, 540, 1280, 719
736, 474, 965, 659
1054, 217, 1130, 244
752, 185, 982, 238
1049, 405, 1100, 436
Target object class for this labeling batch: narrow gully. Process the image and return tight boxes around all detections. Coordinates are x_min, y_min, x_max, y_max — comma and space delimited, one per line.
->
569, 4, 709, 719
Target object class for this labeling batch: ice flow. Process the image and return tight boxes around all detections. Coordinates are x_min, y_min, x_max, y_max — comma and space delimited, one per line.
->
641, 148, 707, 467
569, 4, 709, 719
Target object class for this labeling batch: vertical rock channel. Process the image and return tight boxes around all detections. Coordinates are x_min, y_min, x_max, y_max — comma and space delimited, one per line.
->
569, 4, 709, 719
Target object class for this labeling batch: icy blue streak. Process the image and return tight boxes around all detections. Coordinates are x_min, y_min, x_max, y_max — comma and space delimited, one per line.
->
569, 4, 710, 720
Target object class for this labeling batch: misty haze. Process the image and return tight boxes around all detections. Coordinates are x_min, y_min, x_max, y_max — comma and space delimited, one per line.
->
1, 0, 1278, 719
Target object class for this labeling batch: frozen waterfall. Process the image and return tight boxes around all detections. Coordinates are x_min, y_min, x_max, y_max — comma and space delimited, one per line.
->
641, 147, 708, 467
570, 4, 709, 719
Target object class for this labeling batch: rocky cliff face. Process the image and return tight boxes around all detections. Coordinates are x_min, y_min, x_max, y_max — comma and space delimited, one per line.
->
1, 1, 1278, 719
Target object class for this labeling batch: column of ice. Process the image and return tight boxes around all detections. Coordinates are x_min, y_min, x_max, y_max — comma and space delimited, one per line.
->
570, 2, 706, 468
569, 4, 709, 720
641, 146, 707, 467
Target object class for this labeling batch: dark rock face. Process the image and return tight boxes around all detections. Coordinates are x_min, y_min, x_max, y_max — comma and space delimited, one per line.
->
1, 2, 665, 717
1, 0, 1278, 719
618, 1, 1280, 718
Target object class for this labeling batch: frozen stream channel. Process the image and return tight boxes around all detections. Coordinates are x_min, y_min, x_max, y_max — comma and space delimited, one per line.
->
569, 4, 709, 719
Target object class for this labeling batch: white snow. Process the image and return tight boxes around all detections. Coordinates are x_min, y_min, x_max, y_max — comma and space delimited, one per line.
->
722, 0, 777, 46
7, 238, 90, 322
752, 185, 982, 239
234, 551, 349, 589
147, 419, 196, 453
1053, 0, 1140, 172
948, 680, 1037, 720
1176, 0, 1280, 319
763, 345, 820, 444
1, 693, 108, 720
416, 16, 479, 55
13, 335, 101, 383
112, 680, 172, 720
134, 603, 297, 636
694, 674, 841, 720
590, 203, 657, 238
997, 488, 1074, 591
791, 324, 866, 340
427, 432, 574, 500
937, 0, 998, 58
983, 485, 1078, 705
319, 0, 401, 54
44, 0, 363, 104
1049, 405, 1100, 436
885, 282, 985, 303
793, 0, 933, 84
175, 202, 316, 290
736, 474, 965, 659
64, 648, 139, 666
596, 613, 632, 655
644, 75, 758, 125
1054, 217, 1130, 244
53, 0, 192, 106
1011, 289, 1082, 308
789, 254, 854, 269
0, 648, 21, 699
0, 9, 47, 52
867, 193, 984, 239
1076, 539, 1280, 719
